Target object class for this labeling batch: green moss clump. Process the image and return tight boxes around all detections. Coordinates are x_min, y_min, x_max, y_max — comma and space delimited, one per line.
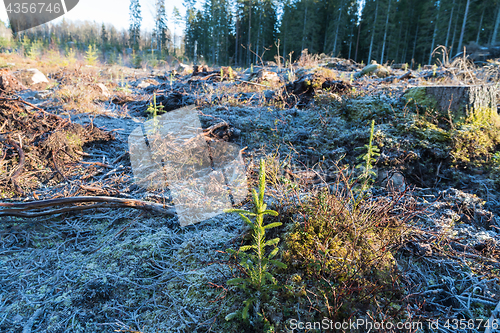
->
404, 87, 439, 111
409, 118, 450, 143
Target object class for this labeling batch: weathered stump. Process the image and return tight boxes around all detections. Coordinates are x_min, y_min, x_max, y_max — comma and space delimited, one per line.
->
404, 85, 498, 124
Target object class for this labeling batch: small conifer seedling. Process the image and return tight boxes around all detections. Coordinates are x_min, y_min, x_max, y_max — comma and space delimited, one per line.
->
225, 159, 287, 322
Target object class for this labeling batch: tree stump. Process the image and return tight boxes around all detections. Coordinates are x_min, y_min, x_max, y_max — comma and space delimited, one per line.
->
404, 85, 498, 124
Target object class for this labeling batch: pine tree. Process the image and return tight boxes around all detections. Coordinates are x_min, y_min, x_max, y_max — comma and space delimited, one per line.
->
101, 23, 108, 50
380, 0, 392, 64
183, 0, 198, 60
492, 4, 500, 44
154, 0, 167, 53
457, 0, 471, 55
129, 0, 142, 50
172, 6, 182, 56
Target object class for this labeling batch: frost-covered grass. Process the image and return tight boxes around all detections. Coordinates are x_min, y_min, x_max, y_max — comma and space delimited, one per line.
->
1, 54, 500, 332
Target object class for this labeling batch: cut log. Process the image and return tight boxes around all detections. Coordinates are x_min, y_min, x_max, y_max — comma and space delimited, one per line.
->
404, 85, 498, 124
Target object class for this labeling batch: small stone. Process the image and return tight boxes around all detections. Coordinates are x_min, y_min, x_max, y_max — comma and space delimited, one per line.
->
14, 68, 50, 90
356, 61, 391, 78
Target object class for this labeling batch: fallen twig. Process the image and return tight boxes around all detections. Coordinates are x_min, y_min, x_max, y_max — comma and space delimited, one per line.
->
0, 196, 176, 218
235, 79, 270, 88
0, 96, 64, 119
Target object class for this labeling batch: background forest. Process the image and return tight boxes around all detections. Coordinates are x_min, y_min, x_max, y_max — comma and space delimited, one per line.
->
1, 0, 500, 68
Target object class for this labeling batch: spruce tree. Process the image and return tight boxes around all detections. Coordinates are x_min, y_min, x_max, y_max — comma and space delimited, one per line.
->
154, 0, 168, 53
129, 0, 142, 50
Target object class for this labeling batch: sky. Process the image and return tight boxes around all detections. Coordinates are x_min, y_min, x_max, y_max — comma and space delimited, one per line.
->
0, 0, 186, 32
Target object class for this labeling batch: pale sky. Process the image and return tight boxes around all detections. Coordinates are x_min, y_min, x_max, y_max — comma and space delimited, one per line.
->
0, 0, 186, 32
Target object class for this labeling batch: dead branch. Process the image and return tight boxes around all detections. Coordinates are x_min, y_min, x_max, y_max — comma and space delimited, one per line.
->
0, 196, 176, 218
0, 96, 64, 119
204, 121, 229, 136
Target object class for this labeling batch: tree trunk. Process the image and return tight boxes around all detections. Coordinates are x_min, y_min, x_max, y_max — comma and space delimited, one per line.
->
248, 1, 252, 66
333, 0, 344, 56
457, 0, 471, 55
405, 85, 498, 124
380, 0, 391, 64
428, 2, 440, 65
302, 2, 308, 52
355, 22, 361, 62
476, 8, 485, 44
450, 1, 462, 57
348, 22, 354, 59
282, 9, 287, 61
445, 0, 456, 49
368, 0, 379, 63
402, 6, 414, 63
411, 20, 419, 67
235, 18, 239, 66
256, 9, 261, 63
395, 22, 403, 62
492, 5, 500, 45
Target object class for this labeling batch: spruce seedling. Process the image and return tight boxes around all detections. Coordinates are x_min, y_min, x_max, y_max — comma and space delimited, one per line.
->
225, 159, 287, 322
146, 93, 164, 133
85, 45, 98, 66
355, 119, 380, 191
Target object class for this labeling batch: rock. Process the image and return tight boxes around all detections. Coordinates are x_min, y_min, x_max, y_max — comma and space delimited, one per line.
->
14, 68, 50, 90
404, 85, 498, 125
378, 170, 406, 192
0, 69, 26, 92
356, 62, 391, 78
